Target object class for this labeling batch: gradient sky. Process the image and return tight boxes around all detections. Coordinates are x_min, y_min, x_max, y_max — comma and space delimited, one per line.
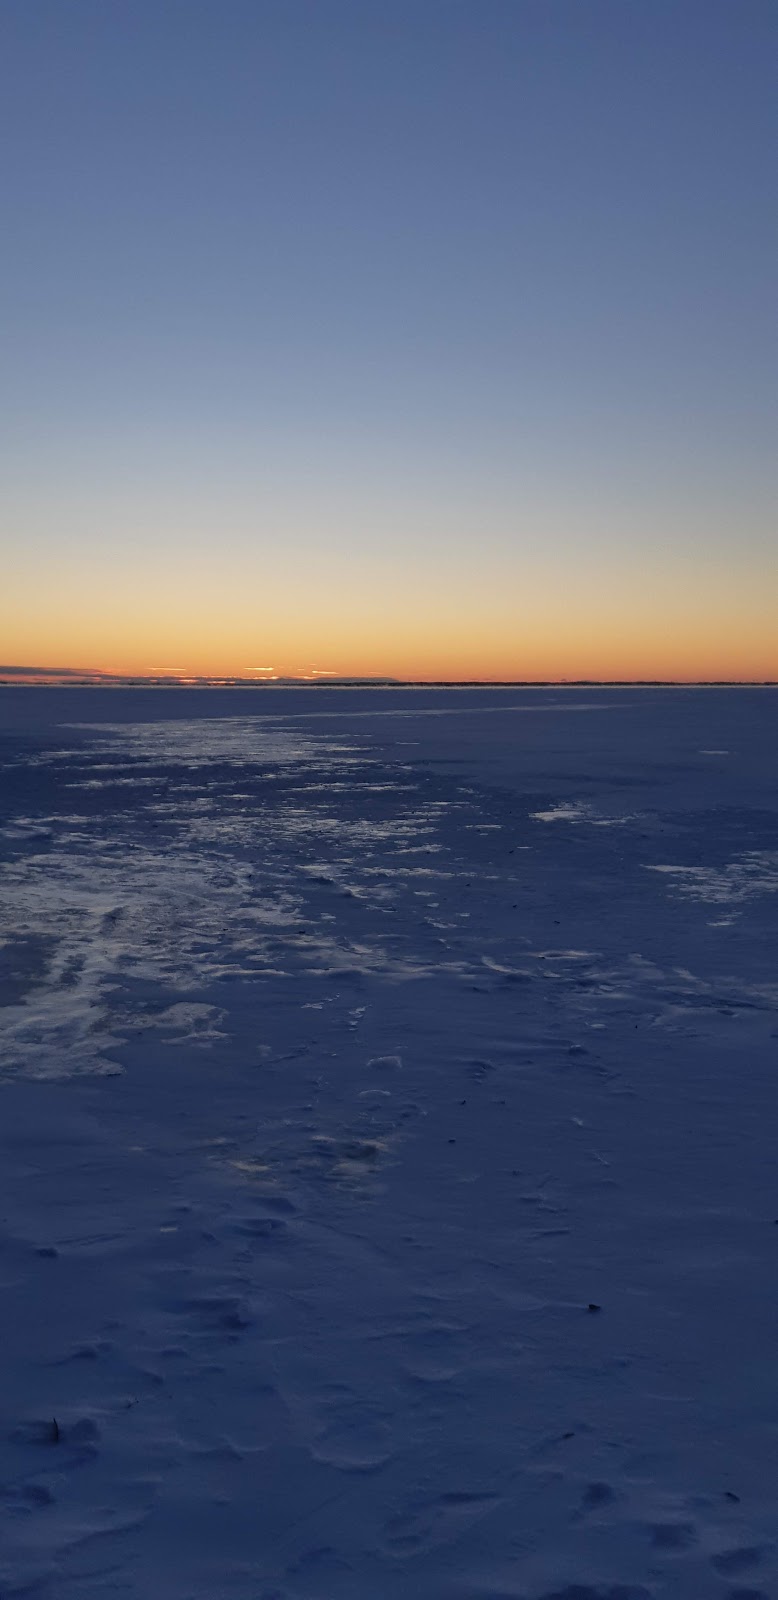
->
1, 0, 775, 680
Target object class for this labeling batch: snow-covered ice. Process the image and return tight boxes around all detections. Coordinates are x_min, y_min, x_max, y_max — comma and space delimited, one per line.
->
0, 685, 776, 1599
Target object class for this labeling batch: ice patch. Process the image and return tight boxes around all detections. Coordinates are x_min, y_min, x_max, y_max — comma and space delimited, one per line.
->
0, 715, 495, 1076
646, 852, 778, 905
532, 802, 591, 823
532, 802, 635, 826
61, 717, 361, 769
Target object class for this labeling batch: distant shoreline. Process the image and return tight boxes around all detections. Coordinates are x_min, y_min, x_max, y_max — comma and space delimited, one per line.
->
1, 679, 776, 690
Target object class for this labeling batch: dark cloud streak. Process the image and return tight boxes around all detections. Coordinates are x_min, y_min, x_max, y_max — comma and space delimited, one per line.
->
0, 665, 112, 677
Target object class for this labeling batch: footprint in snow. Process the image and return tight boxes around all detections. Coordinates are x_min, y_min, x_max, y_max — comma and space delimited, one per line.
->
382, 1490, 501, 1555
310, 1411, 393, 1471
307, 1133, 386, 1182
647, 1520, 697, 1550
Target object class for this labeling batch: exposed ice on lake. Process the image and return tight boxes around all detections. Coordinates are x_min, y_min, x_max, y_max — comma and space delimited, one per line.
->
646, 851, 778, 904
532, 801, 637, 825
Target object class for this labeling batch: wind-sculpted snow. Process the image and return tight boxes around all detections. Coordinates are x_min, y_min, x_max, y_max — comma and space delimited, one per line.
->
0, 686, 776, 1599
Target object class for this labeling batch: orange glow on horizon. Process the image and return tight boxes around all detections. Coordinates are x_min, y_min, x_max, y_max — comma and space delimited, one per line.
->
2, 642, 776, 684
3, 567, 776, 685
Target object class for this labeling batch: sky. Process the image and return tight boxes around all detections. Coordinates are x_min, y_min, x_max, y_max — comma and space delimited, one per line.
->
1, 0, 775, 682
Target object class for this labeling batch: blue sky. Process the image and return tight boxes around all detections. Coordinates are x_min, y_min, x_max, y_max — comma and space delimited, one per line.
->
1, 1, 775, 678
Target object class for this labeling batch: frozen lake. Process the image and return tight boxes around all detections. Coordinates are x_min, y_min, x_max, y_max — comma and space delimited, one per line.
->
0, 686, 776, 1598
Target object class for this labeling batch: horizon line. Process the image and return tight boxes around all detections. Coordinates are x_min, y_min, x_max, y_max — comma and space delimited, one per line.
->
1, 675, 776, 689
